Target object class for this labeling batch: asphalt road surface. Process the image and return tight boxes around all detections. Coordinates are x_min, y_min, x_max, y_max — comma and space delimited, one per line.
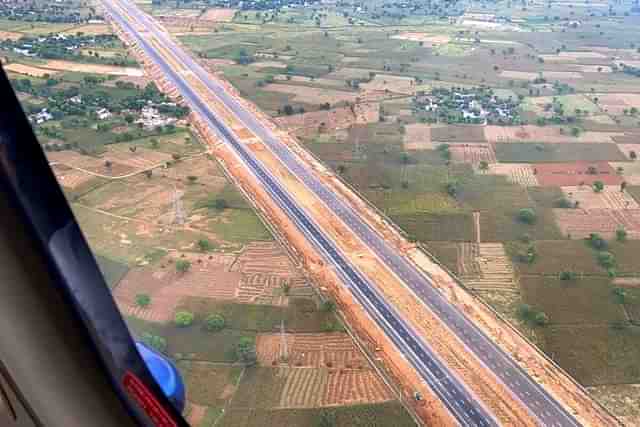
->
104, 2, 582, 426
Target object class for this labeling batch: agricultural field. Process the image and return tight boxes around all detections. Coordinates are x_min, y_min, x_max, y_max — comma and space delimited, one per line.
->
6, 0, 640, 423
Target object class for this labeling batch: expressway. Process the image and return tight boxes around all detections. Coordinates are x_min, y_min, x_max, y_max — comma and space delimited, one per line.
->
103, 1, 582, 426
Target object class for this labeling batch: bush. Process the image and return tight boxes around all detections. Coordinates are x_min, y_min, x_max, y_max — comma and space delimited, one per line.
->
593, 180, 604, 192
204, 314, 225, 332
597, 251, 615, 269
176, 259, 191, 273
616, 227, 627, 242
236, 337, 257, 366
559, 271, 577, 281
197, 239, 213, 252
517, 208, 536, 224
174, 311, 195, 327
140, 333, 167, 353
587, 233, 608, 250
534, 312, 549, 326
135, 294, 151, 308
517, 304, 532, 320
612, 287, 627, 304
316, 410, 337, 427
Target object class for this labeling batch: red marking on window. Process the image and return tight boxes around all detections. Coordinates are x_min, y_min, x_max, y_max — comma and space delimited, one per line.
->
123, 371, 177, 427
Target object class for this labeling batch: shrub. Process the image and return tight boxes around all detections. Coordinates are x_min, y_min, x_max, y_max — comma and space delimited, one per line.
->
236, 337, 257, 366
197, 239, 213, 252
612, 287, 627, 304
559, 271, 577, 281
592, 180, 604, 192
597, 251, 615, 269
135, 294, 151, 308
174, 311, 194, 327
616, 227, 627, 242
204, 314, 225, 332
587, 233, 608, 250
517, 208, 536, 224
176, 259, 191, 273
534, 312, 549, 326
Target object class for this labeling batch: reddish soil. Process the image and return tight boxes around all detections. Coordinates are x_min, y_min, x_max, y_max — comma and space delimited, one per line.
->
534, 161, 623, 186
321, 369, 393, 406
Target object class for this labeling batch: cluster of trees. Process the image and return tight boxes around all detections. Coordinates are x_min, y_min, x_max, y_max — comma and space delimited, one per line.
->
1, 34, 136, 67
0, 4, 93, 23
518, 304, 549, 327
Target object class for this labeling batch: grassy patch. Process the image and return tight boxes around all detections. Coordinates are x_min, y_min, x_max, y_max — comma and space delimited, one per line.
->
228, 367, 287, 409
608, 241, 640, 276
542, 325, 640, 386
521, 276, 625, 324
206, 208, 271, 244
424, 242, 459, 274
220, 402, 416, 427
126, 316, 254, 362
178, 298, 336, 333
511, 240, 601, 275
183, 362, 243, 407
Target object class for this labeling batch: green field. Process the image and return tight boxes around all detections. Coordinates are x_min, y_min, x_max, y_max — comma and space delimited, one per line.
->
495, 143, 627, 163
220, 402, 416, 427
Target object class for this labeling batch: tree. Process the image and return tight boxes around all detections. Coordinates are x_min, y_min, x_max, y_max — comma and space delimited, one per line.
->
517, 208, 537, 224
129, 146, 137, 153
187, 175, 198, 184
445, 181, 458, 197
621, 181, 628, 192
104, 160, 112, 170
214, 198, 227, 210
630, 150, 637, 160
478, 160, 489, 172
150, 138, 159, 149
174, 311, 194, 327
204, 314, 225, 332
587, 233, 607, 250
144, 169, 153, 179
171, 153, 181, 161
236, 337, 257, 366
197, 239, 212, 252
616, 227, 627, 242
125, 114, 135, 124
570, 127, 580, 137
141, 332, 167, 353
597, 251, 615, 269
534, 312, 549, 326
176, 259, 191, 273
517, 304, 532, 320
593, 180, 604, 192
282, 104, 295, 115
135, 294, 151, 307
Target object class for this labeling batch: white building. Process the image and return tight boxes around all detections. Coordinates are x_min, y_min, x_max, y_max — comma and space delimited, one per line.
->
96, 108, 112, 120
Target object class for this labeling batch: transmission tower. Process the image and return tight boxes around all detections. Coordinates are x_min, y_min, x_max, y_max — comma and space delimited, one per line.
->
172, 185, 186, 225
279, 319, 288, 363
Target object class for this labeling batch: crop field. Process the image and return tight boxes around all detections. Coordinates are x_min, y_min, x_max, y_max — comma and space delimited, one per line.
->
494, 143, 627, 163
512, 240, 602, 276
402, 123, 439, 150
521, 276, 625, 325
486, 163, 538, 186
553, 208, 640, 240
219, 402, 416, 427
533, 161, 624, 186
484, 125, 619, 144
542, 326, 640, 386
561, 186, 638, 210
593, 93, 640, 116
183, 363, 243, 407
126, 316, 255, 362
430, 125, 487, 143
449, 143, 496, 165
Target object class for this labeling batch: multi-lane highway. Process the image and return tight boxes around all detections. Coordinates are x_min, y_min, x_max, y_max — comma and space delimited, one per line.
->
103, 1, 582, 425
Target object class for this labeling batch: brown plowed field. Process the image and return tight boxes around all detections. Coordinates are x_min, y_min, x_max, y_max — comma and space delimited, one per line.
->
321, 369, 393, 406
449, 143, 496, 165
114, 263, 241, 321
232, 241, 299, 277
561, 186, 639, 210
553, 208, 640, 239
534, 162, 623, 186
